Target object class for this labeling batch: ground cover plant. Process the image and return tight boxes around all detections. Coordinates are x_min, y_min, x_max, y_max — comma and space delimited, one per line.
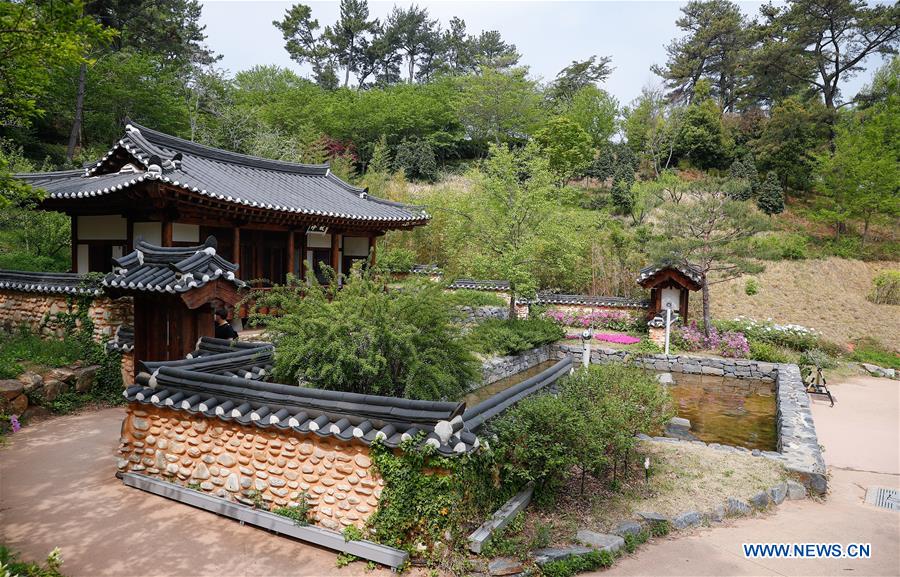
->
0, 329, 81, 379
465, 317, 563, 356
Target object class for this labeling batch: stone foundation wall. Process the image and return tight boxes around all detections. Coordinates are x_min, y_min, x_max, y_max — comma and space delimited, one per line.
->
120, 351, 135, 386
459, 305, 509, 324
480, 345, 551, 386
116, 404, 383, 530
0, 289, 132, 342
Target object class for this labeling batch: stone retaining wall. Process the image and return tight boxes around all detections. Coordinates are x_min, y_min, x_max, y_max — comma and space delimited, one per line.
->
552, 344, 826, 494
553, 343, 778, 380
0, 289, 132, 342
480, 345, 552, 386
459, 305, 509, 324
116, 404, 383, 531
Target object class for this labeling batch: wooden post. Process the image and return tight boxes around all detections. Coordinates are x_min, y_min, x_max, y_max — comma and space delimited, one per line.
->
331, 231, 341, 280
298, 229, 306, 281
232, 226, 241, 268
368, 235, 377, 268
70, 216, 78, 273
162, 221, 173, 247
126, 217, 134, 253
287, 230, 295, 280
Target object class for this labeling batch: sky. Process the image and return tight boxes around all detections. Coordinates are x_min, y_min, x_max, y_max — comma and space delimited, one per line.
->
199, 0, 886, 106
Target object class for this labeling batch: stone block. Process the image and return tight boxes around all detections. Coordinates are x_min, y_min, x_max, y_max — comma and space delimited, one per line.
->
611, 521, 643, 537
749, 491, 771, 509
769, 482, 787, 505
786, 480, 807, 500
531, 546, 594, 566
725, 497, 751, 516
576, 530, 624, 553
671, 511, 702, 529
488, 558, 524, 576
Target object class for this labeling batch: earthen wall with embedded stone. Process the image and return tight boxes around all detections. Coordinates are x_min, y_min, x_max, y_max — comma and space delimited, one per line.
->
0, 289, 132, 342
116, 404, 383, 530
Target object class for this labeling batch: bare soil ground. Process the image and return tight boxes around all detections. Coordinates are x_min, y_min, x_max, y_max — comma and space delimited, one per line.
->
703, 258, 900, 351
528, 439, 786, 543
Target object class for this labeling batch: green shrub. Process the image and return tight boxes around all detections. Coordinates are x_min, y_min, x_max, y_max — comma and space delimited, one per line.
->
541, 550, 614, 577
444, 289, 506, 308
748, 341, 791, 364
744, 278, 759, 296
466, 318, 563, 356
633, 337, 662, 354
250, 272, 478, 401
749, 233, 808, 260
375, 248, 415, 273
0, 545, 65, 577
492, 365, 673, 504
714, 318, 821, 352
868, 270, 900, 305
623, 529, 650, 553
649, 520, 671, 537
799, 348, 836, 370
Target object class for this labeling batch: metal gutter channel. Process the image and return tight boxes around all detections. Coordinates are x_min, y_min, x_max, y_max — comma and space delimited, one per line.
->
121, 473, 408, 568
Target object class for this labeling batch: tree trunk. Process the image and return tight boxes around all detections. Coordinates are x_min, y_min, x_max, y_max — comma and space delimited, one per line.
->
408, 55, 415, 84
66, 62, 87, 163
862, 216, 870, 248
702, 276, 711, 338
508, 289, 517, 320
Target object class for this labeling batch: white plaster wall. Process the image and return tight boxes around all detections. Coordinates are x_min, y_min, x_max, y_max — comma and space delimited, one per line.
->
343, 236, 369, 257
172, 223, 200, 243
77, 215, 127, 240
133, 222, 161, 245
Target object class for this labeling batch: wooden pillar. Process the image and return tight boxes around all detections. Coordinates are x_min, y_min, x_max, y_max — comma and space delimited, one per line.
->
287, 230, 295, 280
126, 217, 134, 253
232, 226, 241, 267
70, 216, 78, 273
331, 231, 341, 280
161, 220, 173, 247
368, 234, 377, 268
298, 230, 306, 281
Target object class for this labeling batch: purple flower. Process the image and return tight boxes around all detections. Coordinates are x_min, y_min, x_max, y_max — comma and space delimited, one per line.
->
10, 415, 20, 433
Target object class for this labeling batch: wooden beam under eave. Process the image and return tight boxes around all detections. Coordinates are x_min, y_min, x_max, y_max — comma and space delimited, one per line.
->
161, 220, 173, 247
70, 215, 78, 273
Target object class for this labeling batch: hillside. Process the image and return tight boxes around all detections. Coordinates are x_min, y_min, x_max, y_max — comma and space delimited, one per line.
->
706, 258, 899, 351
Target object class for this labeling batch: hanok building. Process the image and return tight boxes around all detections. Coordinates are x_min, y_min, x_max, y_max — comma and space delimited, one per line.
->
18, 122, 429, 285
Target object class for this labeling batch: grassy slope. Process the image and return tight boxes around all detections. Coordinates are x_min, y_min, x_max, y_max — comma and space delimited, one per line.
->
705, 258, 899, 351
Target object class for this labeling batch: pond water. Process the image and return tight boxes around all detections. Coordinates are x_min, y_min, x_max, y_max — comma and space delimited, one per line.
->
462, 360, 560, 407
658, 371, 777, 451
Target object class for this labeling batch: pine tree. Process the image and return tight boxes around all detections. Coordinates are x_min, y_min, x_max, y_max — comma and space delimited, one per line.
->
757, 172, 785, 215
368, 135, 391, 174
728, 157, 753, 200
610, 179, 634, 215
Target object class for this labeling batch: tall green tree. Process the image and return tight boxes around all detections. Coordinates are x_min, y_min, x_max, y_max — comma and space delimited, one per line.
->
655, 177, 767, 335
752, 95, 830, 192
385, 4, 437, 84
549, 55, 614, 102
558, 85, 618, 148
816, 58, 900, 244
454, 66, 542, 149
623, 86, 685, 177
653, 0, 749, 111
756, 172, 785, 215
534, 116, 594, 183
274, 4, 338, 89
751, 0, 900, 112
324, 0, 377, 87
673, 80, 731, 169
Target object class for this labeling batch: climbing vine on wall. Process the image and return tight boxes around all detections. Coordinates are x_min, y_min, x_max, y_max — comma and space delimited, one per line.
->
366, 435, 512, 558
51, 273, 124, 404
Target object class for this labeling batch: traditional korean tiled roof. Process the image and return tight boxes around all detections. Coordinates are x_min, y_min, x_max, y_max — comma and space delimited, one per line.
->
636, 261, 703, 287
534, 293, 649, 309
17, 122, 429, 227
103, 236, 246, 293
448, 279, 511, 291
106, 324, 135, 353
409, 264, 442, 275
125, 337, 478, 456
0, 269, 102, 296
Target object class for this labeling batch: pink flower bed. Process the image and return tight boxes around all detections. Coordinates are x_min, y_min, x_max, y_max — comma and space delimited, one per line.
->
594, 333, 641, 345
565, 333, 641, 345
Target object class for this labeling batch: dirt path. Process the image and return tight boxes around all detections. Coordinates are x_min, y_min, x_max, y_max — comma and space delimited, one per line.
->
599, 374, 900, 577
0, 407, 388, 577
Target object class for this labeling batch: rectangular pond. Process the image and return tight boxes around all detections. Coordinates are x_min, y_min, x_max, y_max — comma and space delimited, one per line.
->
463, 360, 560, 407
656, 371, 777, 451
